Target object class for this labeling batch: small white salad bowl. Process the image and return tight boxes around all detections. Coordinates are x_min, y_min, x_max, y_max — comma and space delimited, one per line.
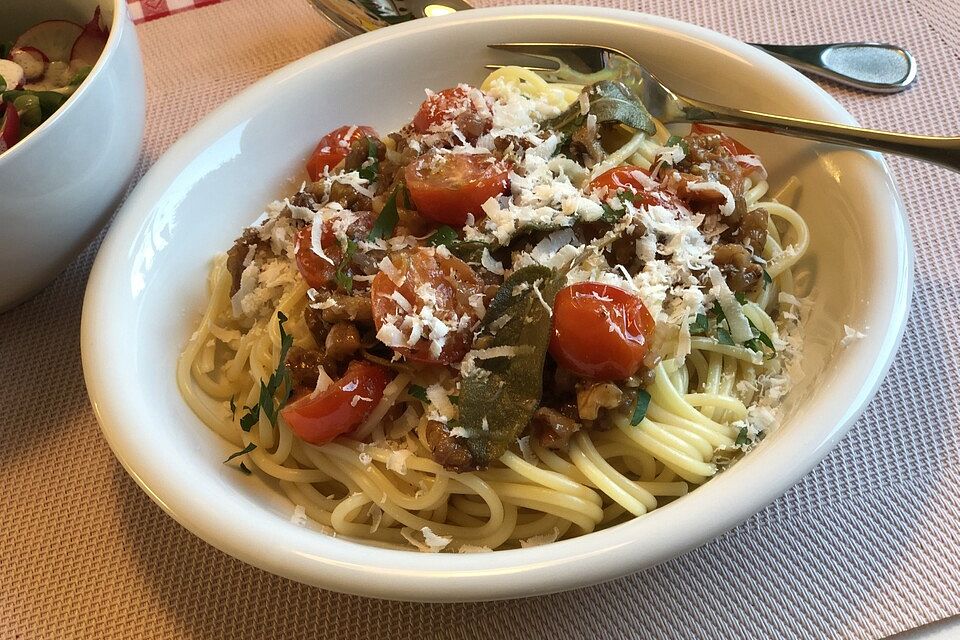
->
0, 0, 144, 311
81, 5, 912, 602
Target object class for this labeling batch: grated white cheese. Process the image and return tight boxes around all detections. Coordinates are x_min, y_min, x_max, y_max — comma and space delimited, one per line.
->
350, 395, 373, 408
420, 527, 452, 552
458, 545, 493, 553
686, 180, 735, 216
309, 220, 335, 265
401, 527, 451, 553
531, 279, 553, 317
426, 384, 458, 419
481, 247, 505, 275
386, 449, 414, 475
290, 505, 308, 527
841, 324, 867, 347
520, 527, 560, 548
379, 255, 405, 286
312, 366, 334, 397
517, 436, 536, 463
708, 266, 753, 343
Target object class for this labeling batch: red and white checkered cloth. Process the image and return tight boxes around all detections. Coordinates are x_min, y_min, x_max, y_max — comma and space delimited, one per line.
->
126, 0, 225, 23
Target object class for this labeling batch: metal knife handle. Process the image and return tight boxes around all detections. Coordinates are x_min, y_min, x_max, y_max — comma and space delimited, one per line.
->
751, 43, 917, 93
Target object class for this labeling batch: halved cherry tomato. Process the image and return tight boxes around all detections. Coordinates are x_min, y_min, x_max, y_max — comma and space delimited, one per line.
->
371, 247, 485, 364
690, 123, 754, 157
404, 151, 508, 226
280, 360, 392, 445
294, 212, 374, 290
549, 282, 656, 381
306, 125, 378, 181
413, 86, 489, 135
0, 102, 21, 152
589, 165, 682, 210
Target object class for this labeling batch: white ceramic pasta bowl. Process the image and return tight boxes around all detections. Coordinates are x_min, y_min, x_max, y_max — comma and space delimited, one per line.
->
81, 5, 912, 602
0, 0, 145, 311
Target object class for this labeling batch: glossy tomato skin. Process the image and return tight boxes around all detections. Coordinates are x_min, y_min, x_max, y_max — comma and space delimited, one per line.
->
689, 123, 754, 156
549, 282, 656, 381
371, 247, 485, 364
589, 166, 681, 210
404, 151, 508, 226
294, 212, 375, 291
280, 360, 391, 445
294, 226, 333, 290
306, 125, 378, 181
413, 86, 489, 136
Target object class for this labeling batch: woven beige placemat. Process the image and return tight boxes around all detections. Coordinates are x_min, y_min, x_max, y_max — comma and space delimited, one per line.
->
2, 0, 959, 638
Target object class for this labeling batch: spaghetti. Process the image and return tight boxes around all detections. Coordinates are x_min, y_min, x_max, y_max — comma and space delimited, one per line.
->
178, 68, 808, 552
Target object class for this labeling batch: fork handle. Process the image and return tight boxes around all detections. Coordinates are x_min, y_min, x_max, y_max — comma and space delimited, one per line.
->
681, 99, 960, 172
749, 43, 916, 93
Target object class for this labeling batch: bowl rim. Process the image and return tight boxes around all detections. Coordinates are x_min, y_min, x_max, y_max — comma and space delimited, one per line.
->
81, 4, 914, 602
0, 0, 129, 166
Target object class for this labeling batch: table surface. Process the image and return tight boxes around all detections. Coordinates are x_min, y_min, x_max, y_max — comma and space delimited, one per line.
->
3, 0, 960, 638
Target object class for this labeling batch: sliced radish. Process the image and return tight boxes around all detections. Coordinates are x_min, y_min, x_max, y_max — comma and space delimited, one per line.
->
9, 47, 47, 81
70, 7, 108, 67
0, 59, 25, 90
0, 102, 21, 153
14, 20, 83, 63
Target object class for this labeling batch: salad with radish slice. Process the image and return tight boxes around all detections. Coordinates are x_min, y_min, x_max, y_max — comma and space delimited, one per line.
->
0, 7, 108, 154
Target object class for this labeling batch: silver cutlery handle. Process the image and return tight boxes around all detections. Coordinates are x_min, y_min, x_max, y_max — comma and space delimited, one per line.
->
750, 43, 916, 93
681, 98, 960, 172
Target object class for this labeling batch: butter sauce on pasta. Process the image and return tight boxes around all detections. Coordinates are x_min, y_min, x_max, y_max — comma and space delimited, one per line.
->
178, 67, 807, 552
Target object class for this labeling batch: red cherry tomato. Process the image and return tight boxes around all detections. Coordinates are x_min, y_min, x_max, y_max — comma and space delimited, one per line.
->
0, 102, 21, 152
690, 123, 754, 157
589, 166, 682, 210
413, 86, 489, 135
371, 247, 485, 364
404, 151, 508, 226
294, 212, 374, 290
280, 360, 392, 445
306, 125, 378, 181
549, 282, 656, 381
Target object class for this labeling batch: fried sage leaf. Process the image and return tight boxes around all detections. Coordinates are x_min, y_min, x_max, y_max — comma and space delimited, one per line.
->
543, 80, 656, 137
457, 265, 567, 467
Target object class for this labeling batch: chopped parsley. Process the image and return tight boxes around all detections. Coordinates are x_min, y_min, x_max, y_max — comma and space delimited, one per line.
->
708, 298, 775, 355
630, 389, 651, 426
224, 441, 257, 464
716, 327, 735, 346
358, 138, 379, 182
744, 317, 776, 356
712, 301, 726, 324
238, 312, 295, 432
334, 238, 359, 293
689, 313, 709, 336
735, 426, 750, 446
408, 385, 429, 402
238, 462, 252, 475
368, 184, 402, 241
599, 192, 632, 223
427, 225, 459, 247
762, 269, 773, 285
664, 134, 690, 155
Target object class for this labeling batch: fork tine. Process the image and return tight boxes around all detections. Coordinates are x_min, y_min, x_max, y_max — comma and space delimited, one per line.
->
485, 44, 563, 73
484, 64, 558, 72
487, 42, 629, 75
